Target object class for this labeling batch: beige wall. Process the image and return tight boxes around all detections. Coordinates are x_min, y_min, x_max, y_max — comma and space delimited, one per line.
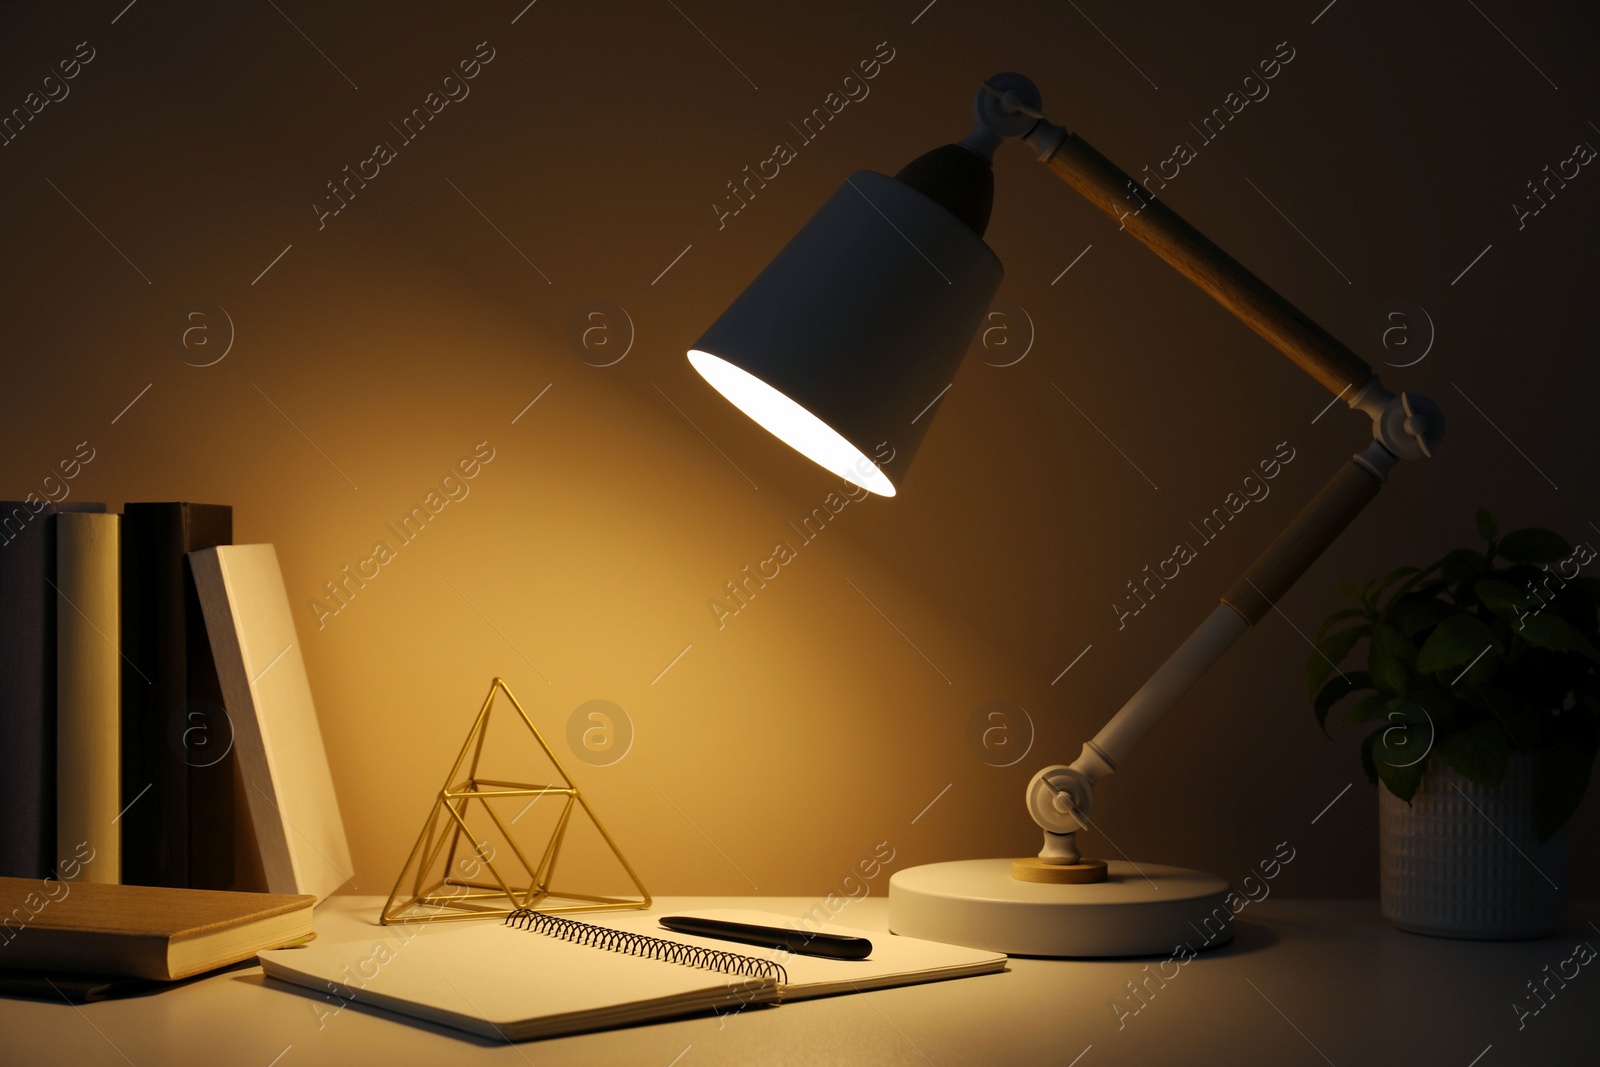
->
3, 0, 1596, 902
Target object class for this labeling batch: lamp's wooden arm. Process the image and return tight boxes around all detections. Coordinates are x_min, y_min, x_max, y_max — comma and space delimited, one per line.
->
1029, 454, 1388, 849
1042, 132, 1372, 399
1222, 458, 1384, 624
994, 90, 1424, 864
1042, 127, 1398, 617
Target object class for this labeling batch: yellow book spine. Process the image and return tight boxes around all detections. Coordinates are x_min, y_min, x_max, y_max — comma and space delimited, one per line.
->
56, 512, 121, 884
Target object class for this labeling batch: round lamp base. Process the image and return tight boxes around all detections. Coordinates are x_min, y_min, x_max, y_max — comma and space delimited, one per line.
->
888, 858, 1234, 957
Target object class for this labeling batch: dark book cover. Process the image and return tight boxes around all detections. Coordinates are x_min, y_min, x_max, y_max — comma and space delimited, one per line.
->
0, 501, 105, 879
0, 503, 57, 878
119, 503, 233, 888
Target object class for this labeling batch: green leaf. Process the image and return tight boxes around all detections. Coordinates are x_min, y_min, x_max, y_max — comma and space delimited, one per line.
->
1313, 672, 1373, 738
1417, 613, 1503, 674
1497, 528, 1571, 565
1437, 719, 1509, 788
1359, 731, 1380, 786
1367, 566, 1421, 600
1441, 548, 1488, 585
1338, 581, 1368, 603
1476, 508, 1499, 542
1304, 625, 1367, 696
1373, 723, 1429, 801
1519, 613, 1600, 662
1402, 577, 1456, 604
1463, 686, 1542, 749
1386, 559, 1448, 607
1416, 692, 1467, 736
1388, 596, 1447, 638
1341, 692, 1388, 727
1368, 623, 1416, 695
1316, 607, 1368, 639
1533, 742, 1594, 841
1475, 579, 1526, 622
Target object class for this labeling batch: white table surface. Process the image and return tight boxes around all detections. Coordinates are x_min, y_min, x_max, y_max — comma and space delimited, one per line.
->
2, 894, 1594, 1066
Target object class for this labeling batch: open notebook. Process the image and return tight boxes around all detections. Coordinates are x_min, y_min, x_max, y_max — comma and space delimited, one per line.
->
258, 908, 1006, 1041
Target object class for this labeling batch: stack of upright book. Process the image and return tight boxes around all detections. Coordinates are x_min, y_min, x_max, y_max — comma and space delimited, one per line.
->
0, 501, 235, 888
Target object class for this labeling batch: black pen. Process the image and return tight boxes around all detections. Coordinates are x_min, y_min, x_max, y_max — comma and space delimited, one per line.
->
660, 916, 872, 960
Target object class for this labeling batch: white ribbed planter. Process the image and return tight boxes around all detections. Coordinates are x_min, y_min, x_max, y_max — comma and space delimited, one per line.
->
1380, 752, 1570, 938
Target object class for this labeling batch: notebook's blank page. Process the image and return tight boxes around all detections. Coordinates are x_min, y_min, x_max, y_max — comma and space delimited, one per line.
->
259, 922, 777, 1040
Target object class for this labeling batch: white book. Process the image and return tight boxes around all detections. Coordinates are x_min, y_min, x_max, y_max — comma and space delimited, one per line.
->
56, 512, 121, 884
190, 544, 351, 901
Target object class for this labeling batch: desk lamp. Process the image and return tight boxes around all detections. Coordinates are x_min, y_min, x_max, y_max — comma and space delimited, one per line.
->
688, 74, 1443, 957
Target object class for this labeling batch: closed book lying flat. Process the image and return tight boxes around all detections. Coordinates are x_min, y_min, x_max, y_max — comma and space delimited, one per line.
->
0, 877, 315, 980
0, 970, 160, 1003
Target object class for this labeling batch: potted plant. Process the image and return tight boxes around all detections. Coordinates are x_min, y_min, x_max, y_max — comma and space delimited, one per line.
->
1307, 509, 1598, 938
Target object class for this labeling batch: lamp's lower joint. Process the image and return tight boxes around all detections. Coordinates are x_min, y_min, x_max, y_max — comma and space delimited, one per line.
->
1352, 441, 1398, 483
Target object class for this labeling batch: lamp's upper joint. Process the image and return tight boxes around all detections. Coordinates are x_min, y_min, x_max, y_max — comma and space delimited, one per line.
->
962, 72, 1067, 163
1350, 374, 1445, 464
980, 78, 1046, 122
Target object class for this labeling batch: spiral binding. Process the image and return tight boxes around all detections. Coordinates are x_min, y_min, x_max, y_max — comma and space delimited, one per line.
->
503, 909, 789, 985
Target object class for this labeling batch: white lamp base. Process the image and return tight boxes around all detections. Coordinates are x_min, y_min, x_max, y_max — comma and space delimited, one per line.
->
888, 858, 1234, 957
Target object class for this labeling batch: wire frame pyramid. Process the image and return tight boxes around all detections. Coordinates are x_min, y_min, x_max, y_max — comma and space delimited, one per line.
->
381, 677, 650, 924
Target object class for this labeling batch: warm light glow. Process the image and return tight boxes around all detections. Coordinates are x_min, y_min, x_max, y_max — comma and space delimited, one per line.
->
688, 349, 896, 497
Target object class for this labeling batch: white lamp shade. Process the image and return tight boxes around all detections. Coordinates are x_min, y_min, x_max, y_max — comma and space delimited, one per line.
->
689, 170, 1003, 495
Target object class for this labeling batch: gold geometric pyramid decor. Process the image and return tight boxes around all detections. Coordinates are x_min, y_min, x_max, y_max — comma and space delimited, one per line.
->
381, 677, 651, 924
